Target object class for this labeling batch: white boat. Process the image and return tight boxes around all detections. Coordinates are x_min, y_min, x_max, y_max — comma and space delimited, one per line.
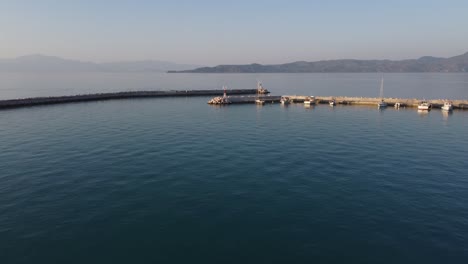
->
377, 76, 387, 108
255, 81, 265, 105
255, 98, 265, 105
329, 99, 336, 106
256, 81, 269, 94
418, 100, 432, 111
304, 96, 315, 105
378, 100, 387, 108
280, 96, 290, 105
441, 101, 453, 111
394, 102, 401, 109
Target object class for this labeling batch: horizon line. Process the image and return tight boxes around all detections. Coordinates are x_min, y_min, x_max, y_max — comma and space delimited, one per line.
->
1, 51, 467, 67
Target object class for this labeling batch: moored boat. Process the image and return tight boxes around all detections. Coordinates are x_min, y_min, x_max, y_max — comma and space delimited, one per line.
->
280, 96, 290, 105
418, 100, 432, 111
304, 96, 315, 105
329, 99, 336, 106
377, 76, 387, 108
377, 99, 387, 108
441, 101, 453, 111
255, 81, 266, 105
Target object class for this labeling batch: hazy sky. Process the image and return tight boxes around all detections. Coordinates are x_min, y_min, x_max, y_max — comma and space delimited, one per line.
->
1, 0, 467, 65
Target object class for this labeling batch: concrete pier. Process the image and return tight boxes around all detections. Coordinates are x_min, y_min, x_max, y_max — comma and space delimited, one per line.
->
208, 94, 468, 110
0, 89, 267, 110
3, 89, 466, 110
313, 96, 468, 109
208, 95, 282, 104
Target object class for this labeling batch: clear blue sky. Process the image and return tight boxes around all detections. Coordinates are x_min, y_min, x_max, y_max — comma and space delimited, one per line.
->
1, 0, 467, 65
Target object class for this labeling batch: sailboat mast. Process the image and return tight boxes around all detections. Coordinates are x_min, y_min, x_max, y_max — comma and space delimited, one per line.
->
380, 76, 384, 99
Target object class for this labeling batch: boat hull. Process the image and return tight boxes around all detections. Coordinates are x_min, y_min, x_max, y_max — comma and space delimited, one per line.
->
377, 102, 387, 108
418, 101, 432, 111
441, 102, 453, 111
441, 106, 453, 111
418, 106, 431, 111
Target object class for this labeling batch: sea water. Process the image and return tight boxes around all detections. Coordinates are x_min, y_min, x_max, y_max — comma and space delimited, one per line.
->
1, 73, 467, 263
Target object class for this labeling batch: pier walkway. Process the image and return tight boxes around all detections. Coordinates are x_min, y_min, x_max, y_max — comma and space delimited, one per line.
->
0, 89, 265, 110
2, 89, 467, 110
313, 96, 468, 109
209, 94, 468, 110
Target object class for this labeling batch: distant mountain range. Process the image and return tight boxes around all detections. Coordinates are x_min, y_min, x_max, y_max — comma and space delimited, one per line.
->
170, 52, 468, 73
0, 54, 202, 72
3, 53, 468, 73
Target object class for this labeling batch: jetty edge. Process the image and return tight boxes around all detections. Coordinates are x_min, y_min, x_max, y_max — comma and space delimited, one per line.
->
312, 96, 468, 109
208, 95, 468, 110
0, 89, 268, 110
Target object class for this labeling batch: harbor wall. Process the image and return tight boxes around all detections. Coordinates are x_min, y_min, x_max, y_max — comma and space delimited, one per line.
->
225, 95, 281, 104
210, 95, 468, 109
0, 89, 263, 109
2, 90, 467, 110
313, 96, 468, 109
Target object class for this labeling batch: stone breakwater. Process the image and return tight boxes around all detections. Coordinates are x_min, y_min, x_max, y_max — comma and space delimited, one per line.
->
208, 95, 282, 104
314, 96, 468, 109
207, 94, 468, 110
0, 89, 267, 110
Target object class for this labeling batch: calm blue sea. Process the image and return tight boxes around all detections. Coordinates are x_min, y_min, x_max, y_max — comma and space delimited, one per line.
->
1, 73, 468, 263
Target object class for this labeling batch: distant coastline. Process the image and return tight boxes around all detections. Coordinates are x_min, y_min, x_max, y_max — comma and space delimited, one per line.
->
168, 52, 468, 73
2, 52, 468, 73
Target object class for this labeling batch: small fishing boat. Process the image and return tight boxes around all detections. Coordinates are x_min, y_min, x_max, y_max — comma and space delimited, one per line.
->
280, 96, 290, 105
255, 98, 265, 105
378, 99, 387, 108
329, 99, 336, 106
418, 100, 432, 111
441, 101, 453, 112
394, 102, 401, 109
304, 96, 315, 105
255, 81, 265, 105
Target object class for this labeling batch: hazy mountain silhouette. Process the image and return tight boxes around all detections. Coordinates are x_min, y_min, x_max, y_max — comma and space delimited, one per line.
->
0, 54, 202, 72
170, 52, 468, 73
